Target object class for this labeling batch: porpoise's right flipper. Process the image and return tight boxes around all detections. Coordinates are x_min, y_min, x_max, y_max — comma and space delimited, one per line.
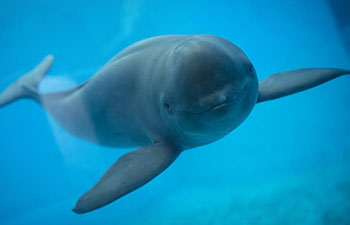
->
72, 142, 180, 214
257, 68, 349, 103
0, 55, 54, 108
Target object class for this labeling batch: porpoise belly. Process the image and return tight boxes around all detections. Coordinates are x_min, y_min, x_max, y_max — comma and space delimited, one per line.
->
88, 106, 152, 148
66, 83, 152, 148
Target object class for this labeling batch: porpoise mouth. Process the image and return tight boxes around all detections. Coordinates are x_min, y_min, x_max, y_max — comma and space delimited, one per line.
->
193, 100, 234, 114
211, 102, 228, 111
206, 93, 241, 113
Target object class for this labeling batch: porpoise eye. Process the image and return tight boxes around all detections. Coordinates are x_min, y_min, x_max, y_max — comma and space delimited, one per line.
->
249, 66, 253, 72
164, 103, 170, 110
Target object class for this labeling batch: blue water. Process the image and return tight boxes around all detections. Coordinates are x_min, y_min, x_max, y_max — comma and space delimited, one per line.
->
0, 0, 349, 224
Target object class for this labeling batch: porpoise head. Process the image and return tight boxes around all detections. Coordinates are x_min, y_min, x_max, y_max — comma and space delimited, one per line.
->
159, 36, 258, 143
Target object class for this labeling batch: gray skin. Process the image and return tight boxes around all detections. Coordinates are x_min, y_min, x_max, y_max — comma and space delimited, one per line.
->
0, 34, 349, 214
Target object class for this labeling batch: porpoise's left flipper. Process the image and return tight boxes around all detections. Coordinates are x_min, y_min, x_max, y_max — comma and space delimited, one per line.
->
257, 68, 350, 103
72, 142, 180, 214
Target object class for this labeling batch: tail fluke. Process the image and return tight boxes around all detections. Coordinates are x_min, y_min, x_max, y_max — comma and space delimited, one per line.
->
0, 55, 54, 108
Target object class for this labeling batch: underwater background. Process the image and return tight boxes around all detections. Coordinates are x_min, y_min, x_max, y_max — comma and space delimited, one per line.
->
0, 0, 349, 224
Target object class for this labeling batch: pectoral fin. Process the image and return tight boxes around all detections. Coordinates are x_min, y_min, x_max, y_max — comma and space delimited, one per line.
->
73, 142, 180, 214
257, 68, 349, 103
